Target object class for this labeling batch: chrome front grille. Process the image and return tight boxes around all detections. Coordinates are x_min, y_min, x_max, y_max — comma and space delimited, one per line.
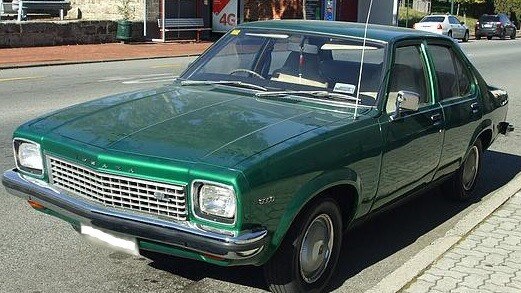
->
48, 156, 187, 221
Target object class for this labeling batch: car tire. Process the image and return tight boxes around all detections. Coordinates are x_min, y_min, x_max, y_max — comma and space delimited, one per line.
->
487, 36, 493, 40
501, 29, 507, 40
264, 198, 343, 293
476, 34, 481, 40
444, 139, 483, 201
511, 31, 516, 39
463, 31, 469, 42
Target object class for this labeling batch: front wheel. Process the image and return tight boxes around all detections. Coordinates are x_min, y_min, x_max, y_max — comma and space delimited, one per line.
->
444, 139, 483, 201
264, 199, 343, 293
487, 36, 493, 40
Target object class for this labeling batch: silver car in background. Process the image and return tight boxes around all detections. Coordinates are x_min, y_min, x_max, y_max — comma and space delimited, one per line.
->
414, 14, 470, 42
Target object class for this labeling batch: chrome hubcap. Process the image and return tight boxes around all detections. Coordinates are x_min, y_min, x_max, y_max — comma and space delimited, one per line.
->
462, 146, 479, 191
299, 214, 334, 284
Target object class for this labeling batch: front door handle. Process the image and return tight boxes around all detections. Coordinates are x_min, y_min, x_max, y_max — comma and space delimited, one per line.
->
430, 113, 442, 123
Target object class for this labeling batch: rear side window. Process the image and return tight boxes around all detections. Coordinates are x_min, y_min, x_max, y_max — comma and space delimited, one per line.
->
449, 17, 460, 24
428, 45, 472, 100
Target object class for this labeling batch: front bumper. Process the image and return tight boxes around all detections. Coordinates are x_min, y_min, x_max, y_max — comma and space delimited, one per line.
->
2, 169, 268, 264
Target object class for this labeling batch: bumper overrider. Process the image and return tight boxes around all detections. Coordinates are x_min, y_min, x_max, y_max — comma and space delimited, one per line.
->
2, 169, 268, 264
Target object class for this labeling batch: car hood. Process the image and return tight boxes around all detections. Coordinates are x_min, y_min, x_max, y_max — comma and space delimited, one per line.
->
29, 85, 355, 168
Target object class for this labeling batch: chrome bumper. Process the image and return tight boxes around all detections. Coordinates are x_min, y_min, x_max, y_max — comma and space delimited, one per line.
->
2, 169, 268, 261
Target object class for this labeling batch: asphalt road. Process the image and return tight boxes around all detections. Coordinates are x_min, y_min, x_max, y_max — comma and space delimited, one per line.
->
0, 39, 520, 293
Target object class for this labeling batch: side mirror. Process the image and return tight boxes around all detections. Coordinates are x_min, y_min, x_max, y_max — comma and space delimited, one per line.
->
460, 21, 465, 25
391, 91, 420, 120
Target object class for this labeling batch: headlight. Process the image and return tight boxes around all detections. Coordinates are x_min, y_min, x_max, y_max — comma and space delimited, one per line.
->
192, 181, 236, 224
14, 139, 43, 176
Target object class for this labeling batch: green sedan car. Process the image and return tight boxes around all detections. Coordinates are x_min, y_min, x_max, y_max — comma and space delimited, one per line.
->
2, 20, 512, 292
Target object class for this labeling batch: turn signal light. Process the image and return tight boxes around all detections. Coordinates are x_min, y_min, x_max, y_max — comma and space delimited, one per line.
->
28, 200, 45, 210
204, 253, 225, 261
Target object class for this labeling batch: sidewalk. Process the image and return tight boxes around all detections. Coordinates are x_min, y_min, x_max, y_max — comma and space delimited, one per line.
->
403, 192, 521, 292
0, 41, 212, 69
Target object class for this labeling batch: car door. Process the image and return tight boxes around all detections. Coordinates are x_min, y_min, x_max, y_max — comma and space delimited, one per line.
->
373, 41, 444, 209
449, 16, 463, 38
425, 40, 483, 180
501, 14, 515, 36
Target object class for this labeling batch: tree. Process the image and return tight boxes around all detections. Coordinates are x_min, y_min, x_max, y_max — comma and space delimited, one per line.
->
494, 0, 521, 27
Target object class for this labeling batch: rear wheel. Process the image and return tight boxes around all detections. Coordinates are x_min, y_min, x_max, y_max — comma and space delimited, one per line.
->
463, 31, 469, 42
476, 34, 481, 40
264, 199, 343, 293
487, 36, 493, 40
501, 29, 507, 40
511, 30, 516, 39
444, 139, 483, 201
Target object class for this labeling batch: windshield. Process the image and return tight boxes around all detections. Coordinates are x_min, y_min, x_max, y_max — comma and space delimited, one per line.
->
181, 29, 387, 106
421, 16, 445, 22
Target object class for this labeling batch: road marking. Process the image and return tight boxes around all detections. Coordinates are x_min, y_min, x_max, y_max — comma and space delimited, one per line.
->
0, 76, 45, 83
150, 64, 182, 69
122, 76, 176, 84
97, 73, 176, 85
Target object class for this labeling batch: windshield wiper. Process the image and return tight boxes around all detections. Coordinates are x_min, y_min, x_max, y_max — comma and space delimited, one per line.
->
180, 80, 267, 92
255, 90, 360, 103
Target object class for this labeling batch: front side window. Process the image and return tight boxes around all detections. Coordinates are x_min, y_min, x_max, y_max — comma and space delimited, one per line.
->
386, 45, 429, 113
428, 45, 472, 100
181, 30, 387, 106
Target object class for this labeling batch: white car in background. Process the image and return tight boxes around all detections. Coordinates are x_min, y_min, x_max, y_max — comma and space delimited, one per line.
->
414, 14, 470, 42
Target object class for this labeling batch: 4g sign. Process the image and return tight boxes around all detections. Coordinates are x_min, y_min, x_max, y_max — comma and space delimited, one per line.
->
219, 12, 236, 27
213, 0, 238, 33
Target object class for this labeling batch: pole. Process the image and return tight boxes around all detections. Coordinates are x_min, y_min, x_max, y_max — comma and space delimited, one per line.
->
451, 0, 454, 15
17, 0, 23, 21
161, 0, 165, 42
143, 0, 147, 37
405, 0, 409, 28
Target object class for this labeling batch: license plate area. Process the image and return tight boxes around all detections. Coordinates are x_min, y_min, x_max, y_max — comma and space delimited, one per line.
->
80, 224, 139, 256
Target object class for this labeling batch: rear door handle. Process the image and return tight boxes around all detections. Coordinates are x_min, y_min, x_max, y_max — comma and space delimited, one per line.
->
471, 102, 480, 113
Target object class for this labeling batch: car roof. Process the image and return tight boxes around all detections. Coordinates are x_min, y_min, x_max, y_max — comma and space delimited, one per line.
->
238, 20, 439, 43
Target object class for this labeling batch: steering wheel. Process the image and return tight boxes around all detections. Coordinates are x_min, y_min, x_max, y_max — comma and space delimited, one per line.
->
229, 68, 265, 80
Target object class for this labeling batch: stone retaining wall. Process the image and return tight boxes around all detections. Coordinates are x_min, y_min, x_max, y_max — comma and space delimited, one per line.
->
0, 20, 146, 48
69, 0, 159, 21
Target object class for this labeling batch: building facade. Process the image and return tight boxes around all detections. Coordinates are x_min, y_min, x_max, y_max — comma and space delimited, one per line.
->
68, 0, 398, 39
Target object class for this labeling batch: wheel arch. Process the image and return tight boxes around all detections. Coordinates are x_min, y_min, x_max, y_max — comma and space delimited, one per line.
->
263, 169, 361, 262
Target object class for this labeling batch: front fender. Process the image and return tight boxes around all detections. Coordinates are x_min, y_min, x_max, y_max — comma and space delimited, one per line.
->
262, 168, 360, 261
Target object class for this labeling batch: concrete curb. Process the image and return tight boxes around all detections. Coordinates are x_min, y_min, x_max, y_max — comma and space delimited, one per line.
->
0, 53, 202, 70
365, 171, 521, 293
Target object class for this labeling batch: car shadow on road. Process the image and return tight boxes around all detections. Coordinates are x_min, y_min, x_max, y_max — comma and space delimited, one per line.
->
141, 150, 521, 292
330, 149, 521, 290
